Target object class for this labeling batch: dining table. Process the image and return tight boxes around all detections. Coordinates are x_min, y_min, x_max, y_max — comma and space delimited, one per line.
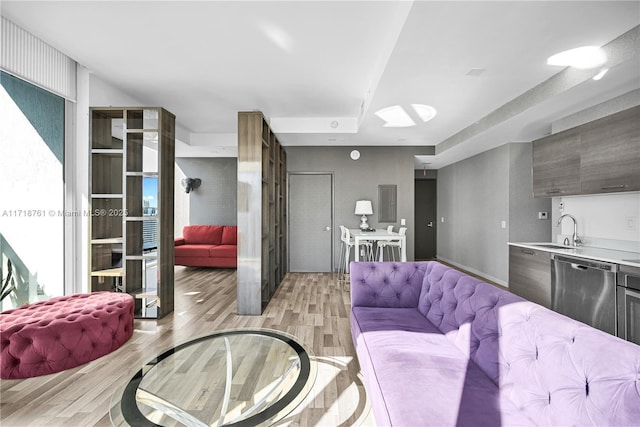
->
350, 228, 407, 262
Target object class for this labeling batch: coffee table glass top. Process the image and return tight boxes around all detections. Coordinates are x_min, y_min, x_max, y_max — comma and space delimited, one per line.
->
110, 329, 316, 426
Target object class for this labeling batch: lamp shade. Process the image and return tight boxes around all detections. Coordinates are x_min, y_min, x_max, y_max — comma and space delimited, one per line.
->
354, 200, 373, 215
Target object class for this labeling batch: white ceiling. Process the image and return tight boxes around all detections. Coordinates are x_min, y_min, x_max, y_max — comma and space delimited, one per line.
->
2, 1, 639, 168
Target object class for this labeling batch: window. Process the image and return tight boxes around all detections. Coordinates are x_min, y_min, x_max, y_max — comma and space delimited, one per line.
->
0, 71, 64, 309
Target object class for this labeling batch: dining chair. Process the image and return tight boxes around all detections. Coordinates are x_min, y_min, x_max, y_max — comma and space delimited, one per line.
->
338, 226, 374, 286
377, 226, 406, 261
337, 226, 354, 284
375, 225, 395, 261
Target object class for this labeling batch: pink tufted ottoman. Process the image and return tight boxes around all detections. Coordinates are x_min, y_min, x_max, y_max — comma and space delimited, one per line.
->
1, 292, 134, 379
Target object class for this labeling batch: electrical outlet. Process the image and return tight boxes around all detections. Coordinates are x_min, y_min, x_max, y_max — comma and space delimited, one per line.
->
441, 217, 445, 223
501, 220, 506, 229
401, 218, 406, 226
626, 217, 637, 230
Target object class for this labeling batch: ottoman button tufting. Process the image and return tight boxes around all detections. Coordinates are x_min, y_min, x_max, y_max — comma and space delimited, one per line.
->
1, 292, 134, 379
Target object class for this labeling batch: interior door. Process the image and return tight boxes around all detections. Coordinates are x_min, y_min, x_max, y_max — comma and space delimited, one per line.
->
288, 173, 333, 272
414, 179, 437, 260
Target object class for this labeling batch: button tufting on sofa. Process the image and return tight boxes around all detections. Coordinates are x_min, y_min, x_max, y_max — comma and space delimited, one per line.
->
350, 260, 640, 427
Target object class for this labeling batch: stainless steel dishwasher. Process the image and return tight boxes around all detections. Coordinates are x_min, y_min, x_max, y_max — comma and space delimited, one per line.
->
616, 263, 640, 345
551, 254, 617, 335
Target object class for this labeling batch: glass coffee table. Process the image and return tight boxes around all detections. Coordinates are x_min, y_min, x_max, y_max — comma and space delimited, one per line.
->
110, 329, 316, 426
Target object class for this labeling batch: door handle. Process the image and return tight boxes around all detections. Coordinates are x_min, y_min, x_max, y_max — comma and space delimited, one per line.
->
427, 221, 433, 228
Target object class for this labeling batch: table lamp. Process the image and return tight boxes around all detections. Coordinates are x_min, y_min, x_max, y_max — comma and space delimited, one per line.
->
355, 200, 373, 230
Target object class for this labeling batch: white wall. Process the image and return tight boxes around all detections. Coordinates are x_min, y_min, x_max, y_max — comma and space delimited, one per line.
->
89, 75, 145, 106
552, 193, 640, 252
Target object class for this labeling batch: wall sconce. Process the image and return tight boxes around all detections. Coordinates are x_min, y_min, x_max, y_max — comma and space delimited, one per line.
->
355, 200, 373, 230
181, 178, 201, 194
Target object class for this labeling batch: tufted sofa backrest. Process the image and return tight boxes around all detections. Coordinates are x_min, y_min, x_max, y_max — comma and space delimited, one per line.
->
418, 261, 640, 426
349, 262, 426, 308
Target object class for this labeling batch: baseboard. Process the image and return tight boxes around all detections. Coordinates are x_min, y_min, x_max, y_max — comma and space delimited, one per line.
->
435, 256, 508, 289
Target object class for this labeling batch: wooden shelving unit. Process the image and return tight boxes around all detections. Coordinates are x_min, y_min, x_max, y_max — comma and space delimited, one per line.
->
237, 112, 287, 314
89, 107, 175, 319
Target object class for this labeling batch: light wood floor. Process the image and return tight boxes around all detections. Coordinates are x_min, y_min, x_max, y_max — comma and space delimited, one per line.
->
0, 268, 374, 427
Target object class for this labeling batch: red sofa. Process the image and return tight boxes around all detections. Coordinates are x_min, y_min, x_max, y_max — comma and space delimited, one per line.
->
174, 225, 237, 268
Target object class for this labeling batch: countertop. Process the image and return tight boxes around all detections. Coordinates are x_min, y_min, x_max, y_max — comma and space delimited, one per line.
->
508, 242, 640, 268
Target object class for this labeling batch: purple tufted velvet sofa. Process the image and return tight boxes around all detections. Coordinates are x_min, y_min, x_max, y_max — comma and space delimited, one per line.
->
1, 292, 134, 379
350, 261, 640, 427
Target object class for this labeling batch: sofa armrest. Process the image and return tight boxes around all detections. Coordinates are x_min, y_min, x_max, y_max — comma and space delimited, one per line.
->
349, 262, 427, 309
174, 237, 185, 246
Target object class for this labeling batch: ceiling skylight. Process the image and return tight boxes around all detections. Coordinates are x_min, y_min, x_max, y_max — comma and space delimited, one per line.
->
374, 104, 438, 127
546, 46, 607, 69
411, 104, 437, 122
374, 105, 415, 127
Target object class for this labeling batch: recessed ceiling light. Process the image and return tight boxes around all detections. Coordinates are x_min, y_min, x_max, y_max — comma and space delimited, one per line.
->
466, 68, 486, 76
411, 104, 437, 123
592, 68, 608, 81
547, 46, 607, 70
374, 105, 415, 127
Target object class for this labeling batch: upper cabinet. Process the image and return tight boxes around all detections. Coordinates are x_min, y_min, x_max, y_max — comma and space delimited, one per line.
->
579, 106, 640, 194
533, 105, 640, 197
532, 128, 581, 197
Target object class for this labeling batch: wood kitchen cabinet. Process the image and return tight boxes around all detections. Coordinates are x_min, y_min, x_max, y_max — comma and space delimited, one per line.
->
532, 129, 581, 197
579, 106, 640, 194
532, 105, 640, 197
508, 246, 552, 308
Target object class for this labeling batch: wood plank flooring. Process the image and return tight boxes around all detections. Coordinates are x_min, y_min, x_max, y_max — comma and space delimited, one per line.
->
0, 268, 373, 427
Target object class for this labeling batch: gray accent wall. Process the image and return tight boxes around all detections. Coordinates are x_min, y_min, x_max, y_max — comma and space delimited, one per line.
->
286, 146, 435, 266
437, 143, 550, 285
509, 144, 552, 243
175, 158, 237, 232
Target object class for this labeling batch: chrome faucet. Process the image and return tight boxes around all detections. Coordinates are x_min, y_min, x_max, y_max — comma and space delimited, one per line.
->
557, 214, 582, 247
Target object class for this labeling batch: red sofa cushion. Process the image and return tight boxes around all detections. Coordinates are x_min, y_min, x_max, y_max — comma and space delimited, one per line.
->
183, 225, 223, 245
221, 226, 237, 245
209, 245, 237, 259
174, 256, 237, 268
175, 244, 217, 258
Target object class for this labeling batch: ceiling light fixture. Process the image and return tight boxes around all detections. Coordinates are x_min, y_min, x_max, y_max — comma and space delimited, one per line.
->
592, 68, 609, 81
411, 104, 437, 123
546, 46, 607, 70
374, 105, 415, 127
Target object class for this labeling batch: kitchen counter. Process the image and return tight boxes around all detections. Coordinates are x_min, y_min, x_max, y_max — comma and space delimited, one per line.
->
508, 242, 640, 268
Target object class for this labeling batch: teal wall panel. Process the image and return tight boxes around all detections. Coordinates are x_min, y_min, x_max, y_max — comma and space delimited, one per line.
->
1, 71, 64, 164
